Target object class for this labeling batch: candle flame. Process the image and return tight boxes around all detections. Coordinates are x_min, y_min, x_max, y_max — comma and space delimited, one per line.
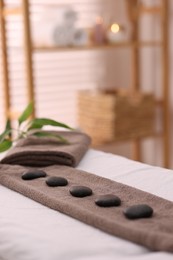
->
111, 23, 120, 33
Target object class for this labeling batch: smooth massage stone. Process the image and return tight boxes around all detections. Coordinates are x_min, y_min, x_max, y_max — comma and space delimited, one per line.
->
95, 194, 121, 207
46, 176, 68, 187
124, 204, 153, 220
22, 170, 47, 180
70, 185, 92, 198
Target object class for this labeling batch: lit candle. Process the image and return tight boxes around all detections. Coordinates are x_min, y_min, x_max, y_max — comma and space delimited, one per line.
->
106, 23, 125, 44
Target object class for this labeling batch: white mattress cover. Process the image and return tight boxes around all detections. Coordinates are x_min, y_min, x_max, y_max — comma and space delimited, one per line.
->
0, 149, 173, 260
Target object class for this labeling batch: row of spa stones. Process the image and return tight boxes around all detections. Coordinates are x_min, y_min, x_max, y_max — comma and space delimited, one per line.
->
22, 170, 153, 220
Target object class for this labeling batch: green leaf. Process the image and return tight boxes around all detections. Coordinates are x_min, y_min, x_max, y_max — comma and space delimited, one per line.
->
27, 122, 43, 131
28, 118, 74, 130
31, 131, 69, 144
0, 129, 11, 142
0, 119, 12, 142
0, 140, 12, 153
5, 119, 11, 132
18, 102, 33, 126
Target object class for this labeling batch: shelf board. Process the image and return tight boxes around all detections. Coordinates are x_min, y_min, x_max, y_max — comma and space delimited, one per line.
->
3, 7, 22, 16
92, 132, 163, 148
137, 41, 162, 47
33, 41, 162, 52
139, 6, 162, 14
33, 43, 132, 52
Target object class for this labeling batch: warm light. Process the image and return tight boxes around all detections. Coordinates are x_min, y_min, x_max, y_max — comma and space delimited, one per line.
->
111, 23, 120, 33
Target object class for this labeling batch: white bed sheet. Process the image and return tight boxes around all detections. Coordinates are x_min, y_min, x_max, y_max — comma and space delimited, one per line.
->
0, 149, 173, 260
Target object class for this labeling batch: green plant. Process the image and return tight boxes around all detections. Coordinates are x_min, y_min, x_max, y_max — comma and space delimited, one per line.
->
0, 102, 74, 153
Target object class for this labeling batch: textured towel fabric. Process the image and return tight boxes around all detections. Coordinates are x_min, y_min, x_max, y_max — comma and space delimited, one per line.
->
1, 131, 173, 253
1, 131, 91, 167
0, 164, 173, 252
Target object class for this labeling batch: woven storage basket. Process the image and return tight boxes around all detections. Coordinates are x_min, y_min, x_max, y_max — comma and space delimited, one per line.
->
78, 89, 155, 145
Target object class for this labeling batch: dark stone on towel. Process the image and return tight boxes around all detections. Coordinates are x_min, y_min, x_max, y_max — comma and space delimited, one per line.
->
22, 170, 47, 180
2, 164, 173, 252
124, 204, 153, 220
70, 185, 92, 197
46, 176, 68, 187
95, 194, 121, 207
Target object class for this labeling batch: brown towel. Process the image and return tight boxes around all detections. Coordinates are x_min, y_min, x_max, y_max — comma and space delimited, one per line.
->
1, 132, 173, 252
0, 164, 173, 252
1, 131, 91, 167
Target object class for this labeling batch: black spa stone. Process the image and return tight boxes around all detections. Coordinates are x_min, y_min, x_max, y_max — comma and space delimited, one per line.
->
22, 170, 47, 180
95, 194, 121, 207
70, 185, 92, 198
123, 204, 153, 220
46, 176, 68, 187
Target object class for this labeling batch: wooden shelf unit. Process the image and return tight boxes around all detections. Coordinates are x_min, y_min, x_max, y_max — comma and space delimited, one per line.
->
0, 0, 170, 168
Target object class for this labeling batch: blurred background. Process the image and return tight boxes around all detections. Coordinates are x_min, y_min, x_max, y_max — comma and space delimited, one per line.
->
0, 0, 172, 168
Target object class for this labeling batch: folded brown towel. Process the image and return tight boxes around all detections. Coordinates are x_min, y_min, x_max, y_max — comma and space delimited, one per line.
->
0, 164, 173, 252
1, 131, 91, 167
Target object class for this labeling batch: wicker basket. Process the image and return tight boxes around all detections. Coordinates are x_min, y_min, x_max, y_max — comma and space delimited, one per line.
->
78, 89, 155, 145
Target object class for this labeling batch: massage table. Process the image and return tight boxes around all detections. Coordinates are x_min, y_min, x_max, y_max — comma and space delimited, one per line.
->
0, 146, 173, 260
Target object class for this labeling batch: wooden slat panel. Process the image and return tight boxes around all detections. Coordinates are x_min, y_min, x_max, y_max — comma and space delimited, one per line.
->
0, 0, 109, 128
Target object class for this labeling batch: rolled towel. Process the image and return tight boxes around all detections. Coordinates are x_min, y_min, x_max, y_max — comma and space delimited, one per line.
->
53, 25, 75, 46
31, 6, 77, 47
72, 28, 90, 47
32, 22, 76, 47
1, 131, 91, 167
